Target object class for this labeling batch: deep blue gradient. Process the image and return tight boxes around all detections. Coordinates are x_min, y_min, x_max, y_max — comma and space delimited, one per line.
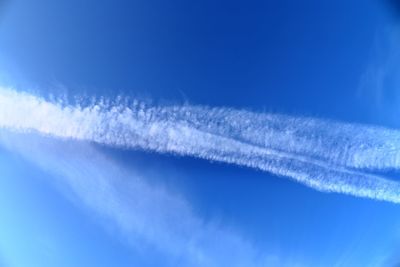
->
1, 0, 400, 266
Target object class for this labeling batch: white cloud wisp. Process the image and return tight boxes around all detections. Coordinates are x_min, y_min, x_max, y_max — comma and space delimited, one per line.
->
0, 130, 273, 267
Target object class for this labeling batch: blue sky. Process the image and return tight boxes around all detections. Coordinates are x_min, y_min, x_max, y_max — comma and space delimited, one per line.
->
1, 0, 400, 266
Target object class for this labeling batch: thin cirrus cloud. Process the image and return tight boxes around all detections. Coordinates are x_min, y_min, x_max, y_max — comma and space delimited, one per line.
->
0, 130, 275, 267
1, 86, 400, 204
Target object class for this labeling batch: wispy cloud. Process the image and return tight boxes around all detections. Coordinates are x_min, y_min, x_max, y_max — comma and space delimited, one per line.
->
358, 24, 400, 125
0, 130, 275, 267
1, 87, 400, 203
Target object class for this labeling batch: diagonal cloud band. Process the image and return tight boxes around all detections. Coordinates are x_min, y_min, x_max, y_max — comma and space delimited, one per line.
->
0, 130, 273, 267
1, 87, 400, 203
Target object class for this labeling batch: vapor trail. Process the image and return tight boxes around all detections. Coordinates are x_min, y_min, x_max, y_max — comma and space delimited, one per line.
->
1, 87, 400, 203
0, 131, 269, 267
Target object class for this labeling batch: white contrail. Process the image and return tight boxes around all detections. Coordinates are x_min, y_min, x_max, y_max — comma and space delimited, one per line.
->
0, 130, 273, 267
1, 87, 400, 203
